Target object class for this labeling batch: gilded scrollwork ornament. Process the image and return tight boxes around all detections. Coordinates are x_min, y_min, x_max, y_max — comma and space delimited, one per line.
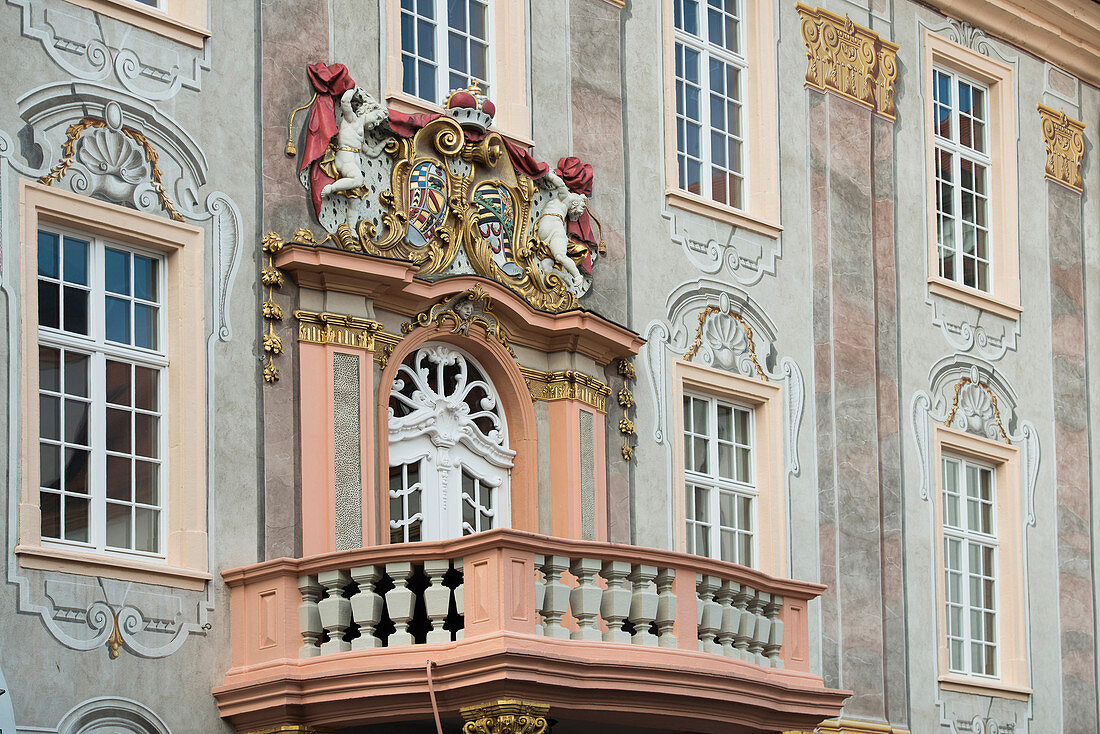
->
1038, 103, 1086, 193
401, 284, 516, 358
260, 232, 287, 382
617, 359, 637, 461
460, 700, 550, 734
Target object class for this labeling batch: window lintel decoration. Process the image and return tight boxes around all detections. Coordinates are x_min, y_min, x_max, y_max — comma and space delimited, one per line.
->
1037, 103, 1086, 193
401, 284, 515, 357
283, 63, 607, 314
796, 4, 899, 119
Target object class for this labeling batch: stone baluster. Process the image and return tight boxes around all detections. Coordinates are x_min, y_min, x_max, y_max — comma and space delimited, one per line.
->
654, 568, 678, 648
569, 558, 603, 641
424, 559, 452, 644
385, 561, 416, 646
732, 584, 755, 662
349, 565, 383, 649
715, 580, 738, 656
317, 569, 352, 654
627, 564, 659, 646
748, 591, 770, 666
533, 555, 546, 636
765, 595, 784, 668
298, 575, 323, 658
452, 558, 465, 640
540, 556, 570, 639
696, 575, 722, 654
600, 561, 632, 644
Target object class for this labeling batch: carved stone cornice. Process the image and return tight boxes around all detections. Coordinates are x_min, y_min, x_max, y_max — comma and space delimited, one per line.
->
460, 700, 550, 734
1038, 104, 1086, 193
521, 367, 611, 413
294, 310, 385, 350
796, 4, 899, 119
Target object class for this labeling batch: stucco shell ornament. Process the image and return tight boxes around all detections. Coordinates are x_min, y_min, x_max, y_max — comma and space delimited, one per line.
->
284, 62, 606, 313
74, 101, 150, 202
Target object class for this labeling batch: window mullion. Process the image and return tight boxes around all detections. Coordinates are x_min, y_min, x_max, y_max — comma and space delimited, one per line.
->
700, 48, 712, 200
90, 240, 106, 552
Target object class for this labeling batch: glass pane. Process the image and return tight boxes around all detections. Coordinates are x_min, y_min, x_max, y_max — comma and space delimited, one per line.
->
38, 230, 59, 279
106, 502, 131, 549
738, 495, 752, 531
133, 460, 159, 507
134, 365, 159, 412
133, 255, 157, 301
40, 395, 60, 440
63, 286, 88, 335
38, 280, 59, 330
105, 248, 131, 295
64, 352, 88, 398
735, 409, 751, 444
693, 437, 708, 472
63, 237, 88, 285
39, 346, 60, 392
692, 398, 708, 433
683, 396, 692, 431
719, 492, 733, 526
738, 532, 752, 566
695, 524, 709, 557
735, 446, 751, 483
463, 495, 476, 534
40, 443, 60, 490
408, 482, 421, 517
105, 296, 130, 344
135, 507, 159, 553
470, 1, 485, 37
40, 491, 60, 538
694, 486, 708, 521
717, 404, 732, 440
65, 495, 89, 543
64, 399, 89, 445
718, 443, 733, 479
64, 448, 89, 494
106, 407, 132, 454
107, 360, 132, 406
134, 414, 158, 459
720, 529, 734, 562
107, 454, 131, 501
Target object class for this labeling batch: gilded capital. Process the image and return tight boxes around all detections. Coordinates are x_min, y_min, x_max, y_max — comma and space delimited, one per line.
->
460, 700, 550, 734
1038, 104, 1086, 193
796, 4, 899, 119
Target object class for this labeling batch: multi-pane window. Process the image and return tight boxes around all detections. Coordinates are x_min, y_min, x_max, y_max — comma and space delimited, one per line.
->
673, 0, 746, 209
37, 228, 166, 557
942, 456, 998, 677
400, 0, 490, 104
933, 68, 991, 293
683, 394, 755, 566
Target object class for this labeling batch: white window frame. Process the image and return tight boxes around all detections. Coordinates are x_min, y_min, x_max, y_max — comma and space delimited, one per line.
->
36, 225, 169, 561
672, 0, 748, 209
683, 391, 757, 567
941, 454, 1000, 679
399, 0, 495, 105
933, 66, 993, 294
387, 343, 514, 543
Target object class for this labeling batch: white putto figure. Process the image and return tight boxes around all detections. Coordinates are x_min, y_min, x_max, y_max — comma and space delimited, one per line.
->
320, 88, 388, 196
537, 170, 587, 288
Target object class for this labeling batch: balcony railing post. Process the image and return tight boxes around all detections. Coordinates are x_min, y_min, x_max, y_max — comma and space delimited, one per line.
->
540, 556, 571, 639
696, 575, 722, 654
317, 569, 353, 654
349, 565, 383, 649
732, 584, 755, 662
297, 575, 323, 658
453, 558, 465, 640
654, 568, 677, 649
601, 560, 632, 644
765, 595, 784, 668
749, 591, 769, 666
533, 555, 546, 636
627, 564, 659, 646
715, 580, 737, 657
386, 561, 416, 646
570, 558, 603, 641
423, 559, 452, 643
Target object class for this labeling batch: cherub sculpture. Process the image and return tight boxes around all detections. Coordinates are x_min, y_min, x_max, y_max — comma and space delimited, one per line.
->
320, 88, 388, 196
536, 170, 588, 288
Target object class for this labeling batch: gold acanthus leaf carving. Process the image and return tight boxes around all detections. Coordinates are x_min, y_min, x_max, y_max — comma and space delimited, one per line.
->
460, 700, 550, 734
1038, 104, 1086, 193
796, 4, 899, 120
401, 284, 516, 358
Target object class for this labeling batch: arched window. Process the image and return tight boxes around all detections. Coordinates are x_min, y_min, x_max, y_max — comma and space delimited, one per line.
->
387, 343, 514, 542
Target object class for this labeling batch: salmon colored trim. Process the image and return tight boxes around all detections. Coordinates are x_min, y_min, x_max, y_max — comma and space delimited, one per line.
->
671, 360, 787, 578
375, 329, 540, 538
591, 408, 608, 543
932, 426, 1028, 692
18, 181, 208, 578
920, 0, 1100, 89
938, 675, 1032, 701
547, 402, 608, 541
661, 0, 780, 230
923, 30, 1021, 318
383, 0, 531, 141
274, 245, 644, 364
299, 343, 334, 556
62, 0, 209, 48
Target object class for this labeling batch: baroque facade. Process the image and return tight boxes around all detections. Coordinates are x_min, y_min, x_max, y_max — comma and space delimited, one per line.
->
0, 1, 1098, 733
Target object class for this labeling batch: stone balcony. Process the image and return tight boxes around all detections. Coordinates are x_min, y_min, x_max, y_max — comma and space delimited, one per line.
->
213, 529, 849, 733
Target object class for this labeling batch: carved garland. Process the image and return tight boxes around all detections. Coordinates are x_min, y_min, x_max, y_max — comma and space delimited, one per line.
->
260, 231, 289, 382
38, 117, 184, 221
617, 359, 636, 460
943, 376, 1010, 443
683, 305, 767, 381
796, 4, 899, 120
1037, 104, 1086, 193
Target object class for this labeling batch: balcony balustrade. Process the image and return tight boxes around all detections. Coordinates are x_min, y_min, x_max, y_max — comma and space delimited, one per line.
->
215, 529, 848, 733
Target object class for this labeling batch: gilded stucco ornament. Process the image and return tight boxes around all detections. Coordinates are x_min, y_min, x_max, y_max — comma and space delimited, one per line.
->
460, 700, 550, 734
617, 359, 637, 460
260, 232, 287, 382
1037, 104, 1086, 193
285, 64, 605, 313
401, 284, 516, 358
796, 4, 899, 119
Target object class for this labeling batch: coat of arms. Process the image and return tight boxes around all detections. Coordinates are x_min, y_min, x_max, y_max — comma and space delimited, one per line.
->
288, 63, 604, 312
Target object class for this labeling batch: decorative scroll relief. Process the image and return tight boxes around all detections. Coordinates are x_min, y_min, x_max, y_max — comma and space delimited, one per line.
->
796, 4, 899, 119
642, 281, 804, 481
1038, 104, 1086, 193
10, 0, 209, 101
910, 360, 1040, 525
661, 207, 780, 287
287, 64, 607, 314
929, 298, 1019, 361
